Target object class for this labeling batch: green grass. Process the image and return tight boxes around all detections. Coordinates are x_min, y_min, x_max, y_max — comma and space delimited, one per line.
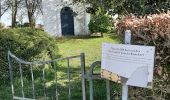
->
55, 34, 121, 100
57, 34, 120, 68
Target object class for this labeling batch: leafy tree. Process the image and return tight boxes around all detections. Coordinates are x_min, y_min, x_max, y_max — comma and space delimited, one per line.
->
74, 0, 170, 16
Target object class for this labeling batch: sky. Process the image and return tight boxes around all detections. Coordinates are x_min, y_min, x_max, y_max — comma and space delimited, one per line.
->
1, 11, 44, 27
1, 12, 11, 26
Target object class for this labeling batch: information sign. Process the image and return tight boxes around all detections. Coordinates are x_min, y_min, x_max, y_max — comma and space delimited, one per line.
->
101, 43, 155, 88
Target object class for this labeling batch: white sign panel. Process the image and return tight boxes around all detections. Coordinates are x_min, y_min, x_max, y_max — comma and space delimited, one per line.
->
101, 43, 155, 88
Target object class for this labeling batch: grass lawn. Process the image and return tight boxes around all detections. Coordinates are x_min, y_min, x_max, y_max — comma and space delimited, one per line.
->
56, 33, 121, 99
57, 34, 120, 68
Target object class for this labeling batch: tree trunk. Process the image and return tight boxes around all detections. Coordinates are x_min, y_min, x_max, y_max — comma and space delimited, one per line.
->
12, 9, 17, 27
11, 0, 17, 28
28, 11, 35, 28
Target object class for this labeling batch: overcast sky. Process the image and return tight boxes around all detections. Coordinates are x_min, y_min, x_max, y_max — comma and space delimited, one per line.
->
1, 13, 11, 26
1, 12, 43, 26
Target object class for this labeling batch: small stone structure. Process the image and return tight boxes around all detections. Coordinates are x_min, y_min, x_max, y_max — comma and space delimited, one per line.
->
42, 0, 90, 37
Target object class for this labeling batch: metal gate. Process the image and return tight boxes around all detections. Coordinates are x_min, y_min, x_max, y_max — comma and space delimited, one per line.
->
8, 51, 86, 100
8, 51, 122, 100
86, 61, 121, 100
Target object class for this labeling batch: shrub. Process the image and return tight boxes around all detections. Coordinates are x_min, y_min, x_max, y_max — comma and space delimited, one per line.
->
0, 28, 58, 84
88, 7, 113, 34
0, 22, 5, 28
115, 12, 170, 99
23, 22, 30, 27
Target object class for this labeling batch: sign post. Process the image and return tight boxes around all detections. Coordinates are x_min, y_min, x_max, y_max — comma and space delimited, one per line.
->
122, 84, 128, 100
101, 30, 155, 100
122, 30, 131, 100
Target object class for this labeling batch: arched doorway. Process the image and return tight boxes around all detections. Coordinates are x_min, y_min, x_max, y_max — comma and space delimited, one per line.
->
60, 7, 74, 36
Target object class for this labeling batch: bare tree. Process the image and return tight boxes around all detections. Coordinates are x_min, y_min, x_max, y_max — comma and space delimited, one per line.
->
25, 0, 42, 27
0, 0, 10, 20
5, 0, 23, 27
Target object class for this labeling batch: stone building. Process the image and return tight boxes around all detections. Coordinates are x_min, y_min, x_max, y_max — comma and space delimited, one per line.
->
42, 0, 90, 37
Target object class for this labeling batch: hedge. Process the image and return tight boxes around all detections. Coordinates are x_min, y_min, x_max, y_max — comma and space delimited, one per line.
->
0, 28, 58, 84
116, 12, 170, 99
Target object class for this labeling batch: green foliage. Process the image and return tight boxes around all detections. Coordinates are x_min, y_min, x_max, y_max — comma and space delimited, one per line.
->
74, 0, 170, 16
15, 22, 34, 28
88, 7, 113, 34
113, 0, 170, 16
0, 28, 58, 84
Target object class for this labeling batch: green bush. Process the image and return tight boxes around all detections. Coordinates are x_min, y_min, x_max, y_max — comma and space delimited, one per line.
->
23, 22, 31, 27
0, 28, 58, 84
88, 8, 113, 34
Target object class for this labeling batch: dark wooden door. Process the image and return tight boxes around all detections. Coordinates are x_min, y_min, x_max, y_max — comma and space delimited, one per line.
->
61, 7, 74, 36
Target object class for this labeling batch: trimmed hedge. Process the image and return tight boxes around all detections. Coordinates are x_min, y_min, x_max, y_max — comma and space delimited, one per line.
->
116, 12, 170, 99
0, 28, 58, 84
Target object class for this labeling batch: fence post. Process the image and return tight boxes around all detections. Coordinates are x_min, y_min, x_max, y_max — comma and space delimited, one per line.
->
53, 61, 58, 100
122, 30, 131, 100
67, 59, 71, 100
80, 53, 86, 100
89, 75, 93, 100
106, 80, 110, 100
8, 51, 14, 99
124, 30, 131, 44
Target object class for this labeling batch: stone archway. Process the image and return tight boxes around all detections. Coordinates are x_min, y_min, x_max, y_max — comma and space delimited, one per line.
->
60, 7, 74, 36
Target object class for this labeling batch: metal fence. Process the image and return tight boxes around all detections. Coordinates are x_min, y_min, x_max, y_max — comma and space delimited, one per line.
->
8, 51, 86, 100
8, 51, 122, 100
87, 61, 121, 100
